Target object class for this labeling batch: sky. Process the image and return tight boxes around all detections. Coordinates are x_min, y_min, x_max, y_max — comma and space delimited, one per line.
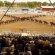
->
0, 0, 55, 3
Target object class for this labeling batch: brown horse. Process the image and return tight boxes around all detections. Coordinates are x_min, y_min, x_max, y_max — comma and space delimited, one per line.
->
35, 19, 38, 22
26, 17, 29, 20
43, 15, 46, 16
0, 21, 4, 25
30, 16, 33, 18
20, 17, 26, 21
43, 21, 48, 24
50, 22, 55, 26
30, 18, 34, 21
39, 15, 42, 17
4, 20, 9, 24
38, 20, 42, 23
35, 15, 39, 17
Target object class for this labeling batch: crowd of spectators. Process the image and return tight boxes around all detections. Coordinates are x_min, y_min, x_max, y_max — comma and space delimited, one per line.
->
0, 33, 55, 55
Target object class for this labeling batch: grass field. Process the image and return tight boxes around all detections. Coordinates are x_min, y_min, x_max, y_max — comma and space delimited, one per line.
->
0, 14, 55, 34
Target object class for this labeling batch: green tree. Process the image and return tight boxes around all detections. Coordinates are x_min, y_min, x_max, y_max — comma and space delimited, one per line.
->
4, 1, 11, 7
27, 2, 35, 8
18, 2, 28, 7
42, 2, 48, 6
0, 1, 4, 7
37, 2, 42, 7
53, 2, 55, 5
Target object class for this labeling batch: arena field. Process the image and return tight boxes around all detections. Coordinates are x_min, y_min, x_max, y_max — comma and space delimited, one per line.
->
0, 14, 55, 34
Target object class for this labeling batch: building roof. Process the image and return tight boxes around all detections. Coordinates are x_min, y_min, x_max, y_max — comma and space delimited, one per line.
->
41, 6, 55, 8
41, 6, 55, 11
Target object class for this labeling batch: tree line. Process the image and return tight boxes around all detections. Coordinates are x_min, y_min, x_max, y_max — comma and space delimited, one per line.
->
0, 1, 55, 8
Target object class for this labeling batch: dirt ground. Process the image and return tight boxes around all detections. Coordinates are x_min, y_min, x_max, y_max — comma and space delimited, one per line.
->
0, 14, 55, 34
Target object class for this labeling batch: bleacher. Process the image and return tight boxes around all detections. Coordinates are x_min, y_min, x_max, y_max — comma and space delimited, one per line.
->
0, 32, 55, 55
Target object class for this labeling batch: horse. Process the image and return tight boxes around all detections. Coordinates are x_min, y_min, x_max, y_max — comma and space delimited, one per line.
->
26, 17, 29, 20
35, 19, 38, 22
4, 20, 9, 24
0, 21, 4, 25
43, 21, 48, 24
20, 17, 25, 21
50, 22, 55, 26
38, 20, 42, 23
30, 18, 34, 21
